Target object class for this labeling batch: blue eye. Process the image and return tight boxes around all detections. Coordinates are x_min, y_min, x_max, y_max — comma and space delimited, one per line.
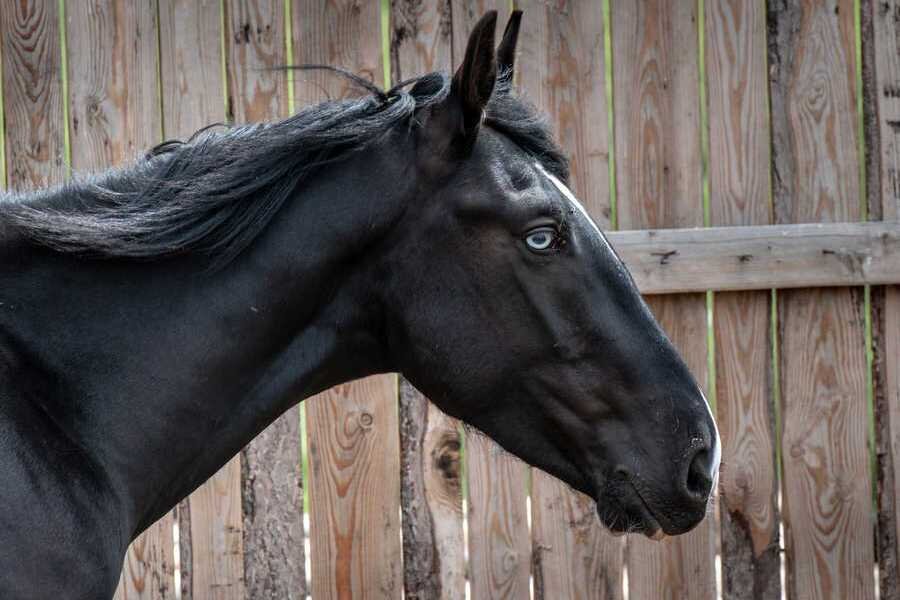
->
524, 227, 557, 252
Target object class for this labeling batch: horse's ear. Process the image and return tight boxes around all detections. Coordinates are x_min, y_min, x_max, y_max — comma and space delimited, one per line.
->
438, 11, 498, 153
497, 11, 523, 79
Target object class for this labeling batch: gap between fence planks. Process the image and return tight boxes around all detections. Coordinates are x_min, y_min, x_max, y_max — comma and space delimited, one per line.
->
514, 1, 624, 598
769, 1, 875, 598
866, 0, 900, 597
607, 221, 900, 295
705, 1, 780, 598
157, 1, 246, 598
611, 1, 719, 598
292, 2, 402, 599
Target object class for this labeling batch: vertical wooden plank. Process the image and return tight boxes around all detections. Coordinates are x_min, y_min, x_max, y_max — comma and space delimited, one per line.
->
513, 2, 623, 599
768, 1, 875, 599
158, 3, 242, 598
305, 379, 402, 600
292, 3, 401, 599
224, 2, 305, 598
864, 1, 900, 596
157, 3, 243, 599
63, 3, 174, 598
0, 0, 64, 191
705, 2, 780, 599
466, 432, 531, 600
388, 4, 467, 598
611, 1, 717, 599
399, 381, 465, 600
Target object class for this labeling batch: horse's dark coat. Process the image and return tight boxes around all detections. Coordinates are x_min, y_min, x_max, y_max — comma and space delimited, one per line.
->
0, 12, 718, 599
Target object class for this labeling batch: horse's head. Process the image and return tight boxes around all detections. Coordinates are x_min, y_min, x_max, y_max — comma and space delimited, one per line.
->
382, 11, 719, 538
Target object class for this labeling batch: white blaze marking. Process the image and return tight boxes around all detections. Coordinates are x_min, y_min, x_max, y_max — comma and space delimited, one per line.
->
534, 162, 723, 489
533, 162, 614, 254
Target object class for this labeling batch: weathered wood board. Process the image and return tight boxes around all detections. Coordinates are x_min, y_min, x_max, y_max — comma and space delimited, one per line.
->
769, 1, 875, 598
705, 0, 780, 598
0, 0, 65, 191
611, 1, 718, 598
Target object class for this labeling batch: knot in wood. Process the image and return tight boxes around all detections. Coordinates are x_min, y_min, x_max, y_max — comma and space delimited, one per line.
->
358, 411, 374, 429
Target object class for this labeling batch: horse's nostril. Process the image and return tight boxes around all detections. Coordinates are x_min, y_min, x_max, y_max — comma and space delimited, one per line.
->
685, 447, 713, 500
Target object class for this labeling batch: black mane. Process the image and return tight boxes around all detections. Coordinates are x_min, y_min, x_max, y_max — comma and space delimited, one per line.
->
1, 71, 568, 268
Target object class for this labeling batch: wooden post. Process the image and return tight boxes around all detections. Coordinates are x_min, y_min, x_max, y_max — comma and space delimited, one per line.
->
292, 2, 402, 599
158, 1, 247, 598
224, 2, 306, 598
611, 1, 718, 598
705, 1, 780, 598
769, 1, 875, 598
514, 2, 624, 598
863, 0, 900, 597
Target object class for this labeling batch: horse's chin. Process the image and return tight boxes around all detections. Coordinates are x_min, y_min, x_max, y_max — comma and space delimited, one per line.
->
594, 483, 669, 541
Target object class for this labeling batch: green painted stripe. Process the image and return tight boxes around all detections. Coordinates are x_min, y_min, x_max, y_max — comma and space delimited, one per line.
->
602, 0, 616, 231
59, 0, 71, 176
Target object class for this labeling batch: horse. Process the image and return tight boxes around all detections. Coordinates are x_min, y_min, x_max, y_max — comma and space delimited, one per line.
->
0, 11, 719, 599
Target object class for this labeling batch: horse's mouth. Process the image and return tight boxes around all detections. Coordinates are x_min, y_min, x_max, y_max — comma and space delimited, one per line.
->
596, 481, 667, 541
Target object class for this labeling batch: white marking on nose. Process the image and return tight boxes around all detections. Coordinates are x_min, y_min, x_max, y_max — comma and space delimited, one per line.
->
533, 162, 615, 254
701, 391, 722, 490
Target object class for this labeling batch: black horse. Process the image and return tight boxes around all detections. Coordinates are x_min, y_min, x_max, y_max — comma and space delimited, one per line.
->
0, 12, 718, 599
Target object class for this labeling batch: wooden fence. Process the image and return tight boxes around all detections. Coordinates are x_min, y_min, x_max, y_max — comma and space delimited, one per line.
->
2, 1, 900, 598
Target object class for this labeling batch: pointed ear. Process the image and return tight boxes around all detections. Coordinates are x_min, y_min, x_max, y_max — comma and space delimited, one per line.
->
448, 11, 498, 146
496, 10, 523, 79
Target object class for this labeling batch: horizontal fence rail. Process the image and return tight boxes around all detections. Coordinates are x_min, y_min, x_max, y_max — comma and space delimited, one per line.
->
610, 221, 900, 294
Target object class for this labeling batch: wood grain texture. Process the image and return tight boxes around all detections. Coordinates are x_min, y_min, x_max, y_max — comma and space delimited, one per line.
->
399, 379, 465, 600
66, 0, 160, 172
706, 3, 780, 595
466, 431, 531, 600
607, 221, 900, 294
515, 0, 611, 225
224, 3, 305, 598
158, 3, 244, 599
864, 0, 900, 596
512, 2, 622, 598
611, 1, 717, 598
306, 378, 402, 600
293, 0, 384, 108
450, 1, 511, 77
0, 0, 64, 190
390, 0, 453, 82
292, 3, 400, 599
62, 3, 173, 598
387, 4, 468, 597
768, 1, 875, 598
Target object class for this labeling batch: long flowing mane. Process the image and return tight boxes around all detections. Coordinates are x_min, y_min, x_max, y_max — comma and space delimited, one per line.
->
0, 70, 567, 268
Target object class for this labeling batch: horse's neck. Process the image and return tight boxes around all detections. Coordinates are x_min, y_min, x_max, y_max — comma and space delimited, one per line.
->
0, 156, 406, 537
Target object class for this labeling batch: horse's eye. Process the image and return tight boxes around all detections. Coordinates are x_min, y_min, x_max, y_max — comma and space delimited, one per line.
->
524, 227, 557, 252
